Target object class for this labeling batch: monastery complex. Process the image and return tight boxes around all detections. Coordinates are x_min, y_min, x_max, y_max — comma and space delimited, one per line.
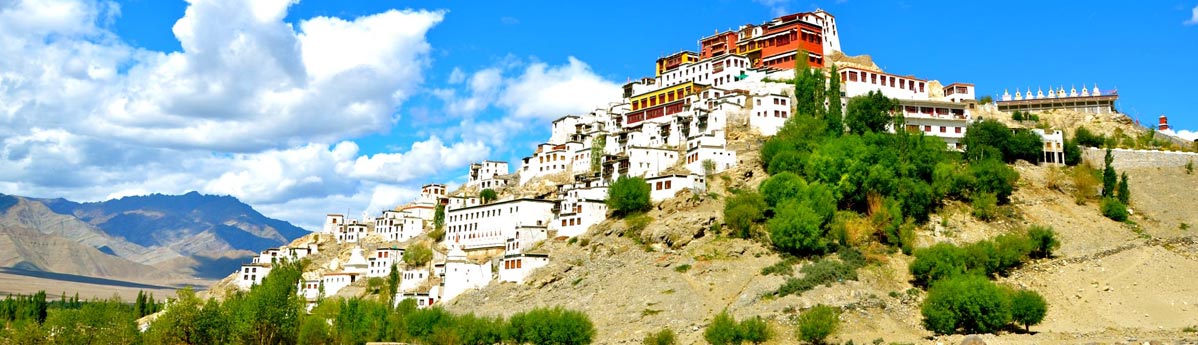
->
233, 9, 1106, 310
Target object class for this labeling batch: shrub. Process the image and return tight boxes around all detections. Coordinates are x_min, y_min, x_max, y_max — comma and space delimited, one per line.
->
909, 243, 968, 288
1026, 226, 1059, 259
1009, 289, 1048, 332
704, 311, 741, 345
1011, 111, 1024, 122
1070, 165, 1099, 204
674, 264, 692, 273
971, 192, 998, 221
1116, 172, 1130, 205
724, 190, 767, 239
1063, 139, 1082, 166
644, 328, 678, 345
775, 249, 864, 297
1074, 126, 1104, 147
403, 243, 433, 267
508, 306, 595, 345
480, 189, 498, 204
1101, 197, 1128, 221
921, 275, 1011, 335
768, 200, 828, 256
1102, 149, 1117, 198
738, 316, 773, 344
796, 305, 840, 344
608, 176, 652, 216
845, 91, 900, 135
970, 158, 1018, 204
1187, 160, 1194, 175
624, 213, 653, 239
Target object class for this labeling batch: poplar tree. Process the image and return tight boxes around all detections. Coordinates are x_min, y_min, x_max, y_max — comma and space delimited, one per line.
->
1102, 149, 1117, 197
826, 64, 843, 136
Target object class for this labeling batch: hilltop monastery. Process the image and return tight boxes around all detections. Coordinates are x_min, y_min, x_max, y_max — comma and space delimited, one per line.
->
234, 9, 1074, 309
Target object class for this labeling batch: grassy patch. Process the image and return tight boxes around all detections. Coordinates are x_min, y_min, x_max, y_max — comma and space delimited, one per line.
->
641, 309, 663, 317
771, 248, 866, 297
760, 257, 798, 276
673, 264, 692, 273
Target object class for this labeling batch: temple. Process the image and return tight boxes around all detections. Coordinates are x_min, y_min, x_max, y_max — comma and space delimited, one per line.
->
997, 84, 1117, 114
698, 10, 840, 70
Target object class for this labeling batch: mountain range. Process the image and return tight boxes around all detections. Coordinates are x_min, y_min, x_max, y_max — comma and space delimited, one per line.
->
0, 192, 308, 283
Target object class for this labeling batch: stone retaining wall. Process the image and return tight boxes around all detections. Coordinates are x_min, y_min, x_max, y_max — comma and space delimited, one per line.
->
1082, 147, 1198, 169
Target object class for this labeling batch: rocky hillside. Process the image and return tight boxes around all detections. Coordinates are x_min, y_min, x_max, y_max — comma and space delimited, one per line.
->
0, 192, 309, 282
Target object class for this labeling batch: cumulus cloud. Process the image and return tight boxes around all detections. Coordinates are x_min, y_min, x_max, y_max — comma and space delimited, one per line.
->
0, 0, 476, 230
1164, 129, 1198, 141
1187, 5, 1198, 26
495, 57, 621, 120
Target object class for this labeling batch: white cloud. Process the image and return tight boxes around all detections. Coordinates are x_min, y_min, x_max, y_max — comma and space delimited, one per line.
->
1164, 129, 1198, 141
495, 57, 621, 120
0, 0, 474, 230
1186, 5, 1198, 26
753, 0, 791, 17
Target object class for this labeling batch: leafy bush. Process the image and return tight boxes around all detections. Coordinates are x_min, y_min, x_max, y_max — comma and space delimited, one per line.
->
760, 258, 797, 276
508, 306, 595, 345
963, 120, 1042, 163
480, 188, 498, 204
769, 200, 829, 256
643, 328, 678, 345
403, 243, 433, 267
909, 243, 968, 288
1009, 289, 1048, 332
607, 176, 651, 216
704, 311, 740, 345
921, 275, 1011, 335
674, 264, 692, 273
971, 192, 998, 221
845, 91, 900, 135
724, 190, 767, 238
1074, 126, 1104, 147
970, 158, 1018, 204
1011, 111, 1024, 122
1116, 172, 1130, 205
738, 316, 773, 344
1026, 226, 1059, 259
1063, 139, 1082, 166
796, 305, 840, 344
775, 249, 864, 297
1100, 197, 1128, 221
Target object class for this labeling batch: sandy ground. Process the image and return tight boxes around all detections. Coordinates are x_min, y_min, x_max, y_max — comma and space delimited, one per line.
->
0, 270, 208, 301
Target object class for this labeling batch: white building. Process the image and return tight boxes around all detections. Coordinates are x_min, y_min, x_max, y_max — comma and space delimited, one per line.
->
684, 132, 738, 175
336, 220, 369, 244
444, 198, 556, 251
520, 142, 585, 185
439, 245, 492, 302
322, 214, 344, 234
375, 210, 424, 242
551, 197, 607, 238
298, 279, 322, 302
399, 268, 429, 292
625, 147, 679, 179
402, 184, 446, 221
236, 263, 270, 290
499, 253, 549, 284
397, 287, 439, 309
896, 100, 973, 150
646, 174, 706, 202
748, 93, 792, 136
467, 161, 509, 190
840, 66, 930, 101
1033, 129, 1065, 165
367, 247, 404, 278
321, 272, 359, 297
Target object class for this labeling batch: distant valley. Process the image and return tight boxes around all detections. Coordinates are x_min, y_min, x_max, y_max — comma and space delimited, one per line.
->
0, 192, 308, 297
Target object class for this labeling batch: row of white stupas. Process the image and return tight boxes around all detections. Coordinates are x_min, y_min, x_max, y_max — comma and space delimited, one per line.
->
1001, 84, 1103, 101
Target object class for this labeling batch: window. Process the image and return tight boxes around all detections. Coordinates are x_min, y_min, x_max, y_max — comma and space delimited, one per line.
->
665, 180, 672, 189
924, 125, 932, 132
939, 126, 946, 133
955, 127, 962, 134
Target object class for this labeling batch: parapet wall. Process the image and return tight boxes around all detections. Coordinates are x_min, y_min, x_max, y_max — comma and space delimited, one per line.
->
1082, 147, 1198, 169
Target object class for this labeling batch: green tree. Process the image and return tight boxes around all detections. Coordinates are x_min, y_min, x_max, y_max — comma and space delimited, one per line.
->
796, 305, 839, 345
404, 243, 433, 267
590, 134, 607, 173
145, 286, 203, 344
1009, 289, 1048, 332
298, 314, 333, 345
723, 190, 767, 239
607, 176, 652, 216
738, 316, 772, 344
704, 310, 741, 345
1012, 111, 1024, 122
480, 188, 498, 204
825, 65, 843, 137
1102, 148, 1117, 197
433, 203, 446, 232
1116, 172, 1130, 205
845, 91, 899, 135
909, 243, 968, 288
921, 275, 1011, 335
386, 263, 401, 306
971, 158, 1019, 204
1074, 126, 1104, 147
768, 200, 828, 256
643, 328, 678, 345
1026, 226, 1059, 259
44, 297, 140, 345
1101, 197, 1128, 221
1063, 139, 1082, 166
508, 306, 595, 345
971, 191, 998, 221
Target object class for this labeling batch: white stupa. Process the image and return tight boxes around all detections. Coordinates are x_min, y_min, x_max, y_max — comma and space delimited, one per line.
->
344, 246, 369, 274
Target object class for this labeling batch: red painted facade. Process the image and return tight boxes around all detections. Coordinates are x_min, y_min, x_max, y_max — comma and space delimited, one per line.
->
698, 12, 826, 70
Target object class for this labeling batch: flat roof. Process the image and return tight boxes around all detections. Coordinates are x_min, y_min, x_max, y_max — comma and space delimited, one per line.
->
995, 94, 1118, 105
839, 66, 926, 82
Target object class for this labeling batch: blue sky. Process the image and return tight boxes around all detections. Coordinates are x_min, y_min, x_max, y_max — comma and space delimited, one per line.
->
1, 0, 1195, 230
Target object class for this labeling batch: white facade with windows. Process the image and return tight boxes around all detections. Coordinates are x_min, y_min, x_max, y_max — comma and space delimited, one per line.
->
499, 253, 549, 284
236, 263, 270, 290
645, 174, 705, 202
444, 198, 556, 250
